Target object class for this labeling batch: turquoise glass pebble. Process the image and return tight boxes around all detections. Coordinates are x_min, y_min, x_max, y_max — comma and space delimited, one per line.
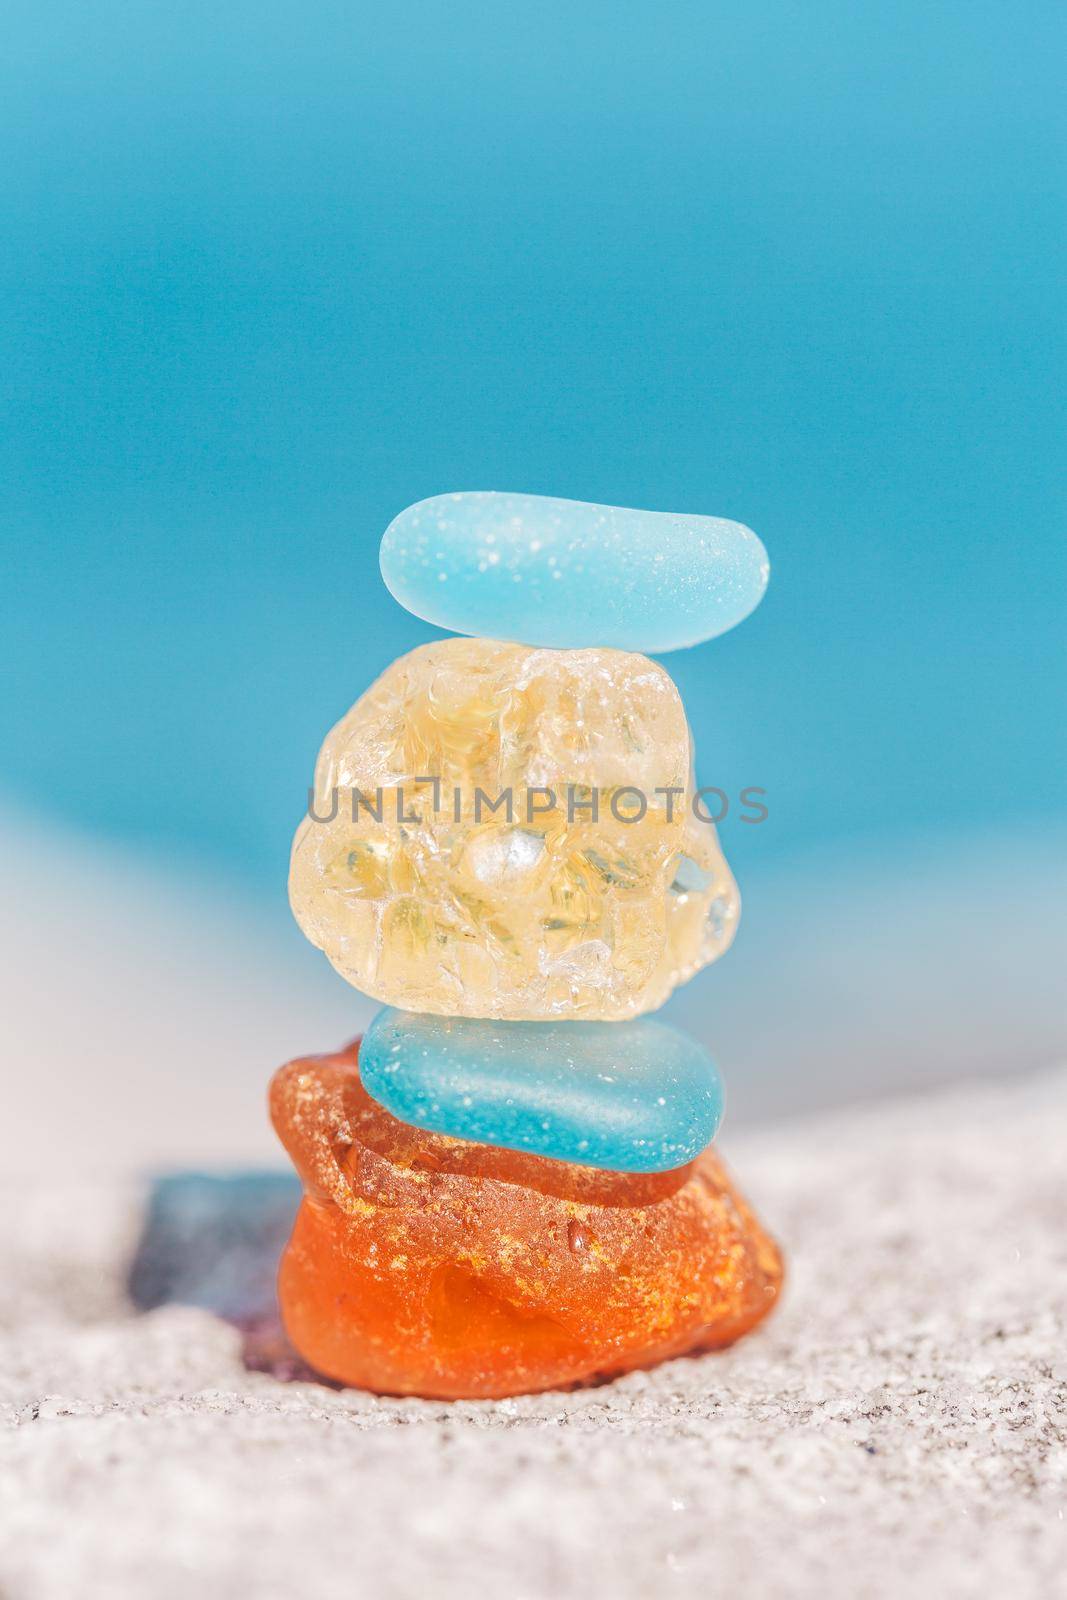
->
359, 1010, 724, 1173
379, 491, 769, 653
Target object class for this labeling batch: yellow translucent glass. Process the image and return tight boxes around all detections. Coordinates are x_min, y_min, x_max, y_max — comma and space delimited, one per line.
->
289, 638, 738, 1019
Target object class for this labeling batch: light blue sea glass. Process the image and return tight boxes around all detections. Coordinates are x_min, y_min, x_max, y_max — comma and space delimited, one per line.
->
359, 1010, 724, 1173
379, 491, 769, 653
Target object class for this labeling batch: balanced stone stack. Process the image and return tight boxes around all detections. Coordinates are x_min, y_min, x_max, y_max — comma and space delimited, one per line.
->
271, 492, 783, 1398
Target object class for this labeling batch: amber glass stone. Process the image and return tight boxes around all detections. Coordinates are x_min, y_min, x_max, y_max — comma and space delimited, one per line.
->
270, 1041, 783, 1399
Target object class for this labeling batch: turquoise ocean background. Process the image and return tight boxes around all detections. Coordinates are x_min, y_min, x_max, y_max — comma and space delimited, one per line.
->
3, 1, 1064, 1167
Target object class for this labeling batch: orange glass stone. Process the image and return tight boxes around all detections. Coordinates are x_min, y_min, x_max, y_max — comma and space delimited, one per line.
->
270, 1041, 783, 1399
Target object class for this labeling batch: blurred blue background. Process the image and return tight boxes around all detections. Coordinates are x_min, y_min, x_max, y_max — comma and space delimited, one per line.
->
3, 1, 1064, 1167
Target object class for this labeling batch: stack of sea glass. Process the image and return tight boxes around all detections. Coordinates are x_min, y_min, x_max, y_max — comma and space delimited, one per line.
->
271, 492, 783, 1398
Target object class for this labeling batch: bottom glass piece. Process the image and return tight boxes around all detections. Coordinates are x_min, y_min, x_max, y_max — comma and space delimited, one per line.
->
269, 1039, 783, 1399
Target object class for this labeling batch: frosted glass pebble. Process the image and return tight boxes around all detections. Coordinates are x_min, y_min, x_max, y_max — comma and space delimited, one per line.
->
359, 1009, 724, 1173
379, 491, 769, 652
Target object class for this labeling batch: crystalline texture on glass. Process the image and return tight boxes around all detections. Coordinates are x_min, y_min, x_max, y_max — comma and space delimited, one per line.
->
289, 637, 739, 1020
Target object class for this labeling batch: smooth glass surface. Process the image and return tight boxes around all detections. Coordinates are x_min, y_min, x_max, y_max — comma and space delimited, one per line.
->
379, 492, 769, 652
359, 1009, 724, 1172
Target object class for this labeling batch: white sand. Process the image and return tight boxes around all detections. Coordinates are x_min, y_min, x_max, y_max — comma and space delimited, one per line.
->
2, 1067, 1064, 1599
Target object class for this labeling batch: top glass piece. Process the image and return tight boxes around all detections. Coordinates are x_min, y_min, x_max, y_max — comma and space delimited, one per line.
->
379, 491, 769, 652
